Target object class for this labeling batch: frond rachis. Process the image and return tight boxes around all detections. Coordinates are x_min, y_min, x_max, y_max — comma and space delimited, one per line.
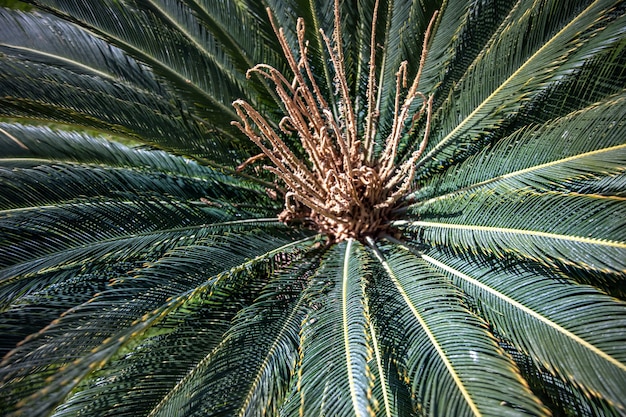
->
233, 3, 437, 242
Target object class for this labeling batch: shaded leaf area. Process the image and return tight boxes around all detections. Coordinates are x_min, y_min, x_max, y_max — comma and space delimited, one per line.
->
0, 124, 276, 273
411, 0, 626, 178
423, 0, 514, 112
0, 124, 282, 360
0, 226, 314, 415
48, 244, 321, 417
503, 340, 621, 417
0, 9, 238, 162
25, 0, 246, 114
0, 0, 32, 10
0, 9, 166, 92
146, 247, 326, 417
0, 123, 270, 202
5, 0, 279, 162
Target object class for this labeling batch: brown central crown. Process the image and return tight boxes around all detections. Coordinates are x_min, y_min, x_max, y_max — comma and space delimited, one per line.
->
233, 3, 437, 242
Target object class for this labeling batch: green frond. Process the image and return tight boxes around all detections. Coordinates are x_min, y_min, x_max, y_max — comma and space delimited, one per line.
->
48, 243, 318, 417
419, 250, 626, 413
0, 0, 624, 415
373, 0, 441, 142
0, 217, 288, 309
145, 246, 323, 417
177, 0, 284, 110
0, 229, 314, 416
280, 240, 380, 417
409, 92, 626, 201
0, 123, 270, 197
0, 55, 212, 155
0, 9, 164, 91
399, 187, 626, 276
30, 0, 245, 120
398, 93, 626, 282
0, 10, 234, 161
422, 0, 512, 109
413, 0, 626, 176
368, 242, 549, 416
0, 125, 279, 309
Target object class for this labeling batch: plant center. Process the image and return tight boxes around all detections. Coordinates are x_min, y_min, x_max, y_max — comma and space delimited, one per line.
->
233, 4, 437, 242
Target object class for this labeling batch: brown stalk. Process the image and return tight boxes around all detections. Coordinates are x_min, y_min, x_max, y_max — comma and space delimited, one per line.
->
232, 2, 437, 241
364, 0, 381, 162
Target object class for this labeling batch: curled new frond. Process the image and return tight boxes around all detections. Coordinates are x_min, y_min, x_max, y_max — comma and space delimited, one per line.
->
232, 3, 436, 241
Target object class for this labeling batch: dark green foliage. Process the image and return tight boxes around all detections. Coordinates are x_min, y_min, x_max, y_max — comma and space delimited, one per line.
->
0, 0, 624, 416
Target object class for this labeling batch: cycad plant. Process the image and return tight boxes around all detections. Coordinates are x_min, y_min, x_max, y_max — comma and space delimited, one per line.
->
0, 0, 625, 416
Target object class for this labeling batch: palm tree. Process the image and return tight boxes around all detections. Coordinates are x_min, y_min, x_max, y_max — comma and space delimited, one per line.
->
0, 0, 624, 415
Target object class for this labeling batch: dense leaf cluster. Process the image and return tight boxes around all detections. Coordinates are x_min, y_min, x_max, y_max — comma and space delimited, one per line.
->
0, 0, 624, 416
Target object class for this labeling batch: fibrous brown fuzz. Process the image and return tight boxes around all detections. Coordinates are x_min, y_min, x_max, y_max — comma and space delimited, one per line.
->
233, 2, 437, 242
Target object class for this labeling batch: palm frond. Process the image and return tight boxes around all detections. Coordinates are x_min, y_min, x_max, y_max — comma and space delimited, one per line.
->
280, 240, 382, 416
398, 187, 625, 277
48, 244, 318, 417
3, 0, 276, 164
373, 0, 440, 144
367, 242, 549, 416
0, 55, 212, 155
397, 92, 626, 283
177, 0, 284, 110
0, 8, 163, 91
0, 123, 270, 195
31, 0, 245, 121
0, 9, 235, 161
0, 229, 315, 416
414, 0, 625, 176
143, 246, 323, 417
421, 0, 513, 109
419, 249, 626, 413
0, 124, 281, 361
408, 93, 626, 201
